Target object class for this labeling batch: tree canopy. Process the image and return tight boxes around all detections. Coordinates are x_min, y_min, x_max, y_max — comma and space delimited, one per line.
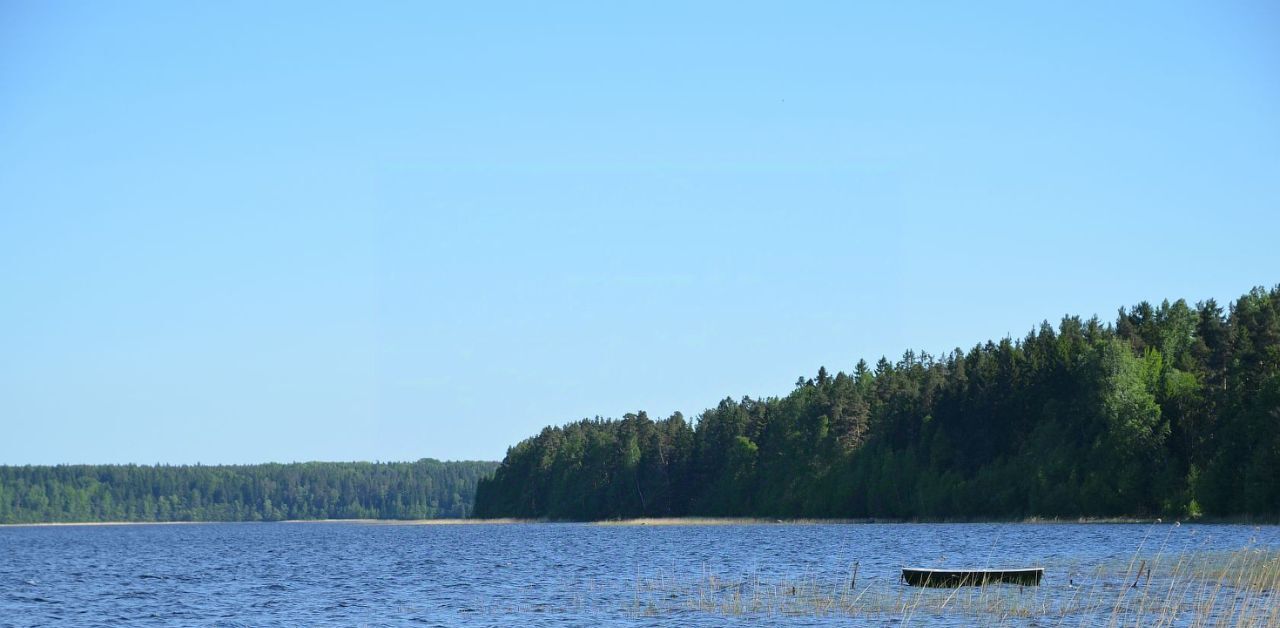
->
475, 286, 1280, 520
0, 459, 497, 523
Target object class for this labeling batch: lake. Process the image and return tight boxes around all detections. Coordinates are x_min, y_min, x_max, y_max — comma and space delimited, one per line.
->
2, 521, 1276, 626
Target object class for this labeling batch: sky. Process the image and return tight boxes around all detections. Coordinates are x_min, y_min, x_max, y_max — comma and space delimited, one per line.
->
1, 2, 1277, 465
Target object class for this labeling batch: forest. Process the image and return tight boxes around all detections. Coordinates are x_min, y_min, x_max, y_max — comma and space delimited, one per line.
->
0, 459, 497, 523
474, 286, 1280, 521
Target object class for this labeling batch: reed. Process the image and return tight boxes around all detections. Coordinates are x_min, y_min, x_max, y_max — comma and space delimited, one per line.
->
624, 544, 1280, 625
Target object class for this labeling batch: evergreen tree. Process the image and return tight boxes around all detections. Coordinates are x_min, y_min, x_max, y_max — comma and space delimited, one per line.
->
475, 285, 1280, 521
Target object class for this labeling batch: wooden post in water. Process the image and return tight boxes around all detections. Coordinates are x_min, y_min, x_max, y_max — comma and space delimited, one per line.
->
850, 561, 859, 589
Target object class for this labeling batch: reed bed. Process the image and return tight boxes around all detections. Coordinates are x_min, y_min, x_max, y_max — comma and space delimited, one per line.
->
626, 546, 1280, 626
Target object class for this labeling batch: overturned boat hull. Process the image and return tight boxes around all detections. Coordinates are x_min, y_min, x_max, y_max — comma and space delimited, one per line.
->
901, 567, 1043, 587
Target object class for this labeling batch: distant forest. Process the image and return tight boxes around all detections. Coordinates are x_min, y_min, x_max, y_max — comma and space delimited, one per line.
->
475, 286, 1280, 521
0, 460, 497, 523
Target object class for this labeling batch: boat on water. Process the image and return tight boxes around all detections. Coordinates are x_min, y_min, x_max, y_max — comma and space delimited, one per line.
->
901, 567, 1043, 587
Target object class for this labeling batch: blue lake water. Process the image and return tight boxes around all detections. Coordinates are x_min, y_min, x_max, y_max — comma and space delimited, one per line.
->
1, 522, 1276, 626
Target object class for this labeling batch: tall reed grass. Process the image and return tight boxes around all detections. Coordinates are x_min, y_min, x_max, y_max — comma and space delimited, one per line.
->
627, 543, 1280, 625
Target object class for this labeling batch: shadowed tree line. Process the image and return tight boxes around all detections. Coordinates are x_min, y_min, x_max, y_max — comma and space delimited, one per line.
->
0, 460, 497, 523
475, 286, 1280, 521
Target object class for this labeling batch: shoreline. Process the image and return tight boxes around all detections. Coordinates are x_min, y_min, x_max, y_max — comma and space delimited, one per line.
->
593, 517, 1192, 526
0, 518, 532, 528
281, 518, 532, 526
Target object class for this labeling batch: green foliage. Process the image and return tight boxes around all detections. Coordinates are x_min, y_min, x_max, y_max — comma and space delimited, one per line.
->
0, 459, 498, 523
476, 285, 1280, 520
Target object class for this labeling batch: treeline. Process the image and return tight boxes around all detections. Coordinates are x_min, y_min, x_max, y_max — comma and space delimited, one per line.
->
0, 460, 497, 523
475, 286, 1280, 521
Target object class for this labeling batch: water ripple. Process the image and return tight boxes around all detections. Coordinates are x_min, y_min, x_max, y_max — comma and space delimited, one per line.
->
0, 522, 1275, 626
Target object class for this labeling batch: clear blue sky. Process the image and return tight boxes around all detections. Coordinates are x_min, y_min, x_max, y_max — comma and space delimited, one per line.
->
1, 2, 1277, 464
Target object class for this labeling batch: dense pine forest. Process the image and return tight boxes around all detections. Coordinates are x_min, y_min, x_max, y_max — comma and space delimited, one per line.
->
475, 286, 1280, 521
0, 460, 497, 523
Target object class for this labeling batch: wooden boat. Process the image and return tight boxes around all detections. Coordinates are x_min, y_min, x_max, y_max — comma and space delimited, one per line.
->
901, 567, 1043, 587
